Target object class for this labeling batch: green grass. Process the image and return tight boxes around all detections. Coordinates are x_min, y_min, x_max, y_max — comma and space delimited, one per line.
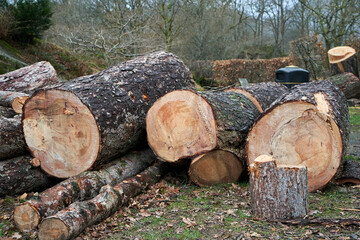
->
349, 106, 360, 126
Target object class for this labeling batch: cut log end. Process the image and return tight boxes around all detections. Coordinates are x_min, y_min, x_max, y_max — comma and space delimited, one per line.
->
328, 46, 356, 64
12, 96, 28, 113
13, 204, 41, 232
246, 101, 342, 192
38, 218, 69, 240
189, 150, 243, 186
146, 90, 217, 162
22, 90, 100, 178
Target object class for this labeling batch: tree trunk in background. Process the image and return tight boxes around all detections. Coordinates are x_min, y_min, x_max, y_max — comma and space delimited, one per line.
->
336, 158, 360, 185
22, 52, 194, 178
326, 73, 360, 99
146, 90, 260, 162
0, 91, 29, 113
0, 61, 58, 93
37, 161, 167, 240
249, 155, 308, 220
328, 46, 359, 77
246, 80, 349, 192
13, 148, 157, 232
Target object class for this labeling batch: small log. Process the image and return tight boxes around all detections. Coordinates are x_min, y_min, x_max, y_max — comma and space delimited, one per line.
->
146, 90, 261, 162
13, 148, 157, 232
225, 82, 289, 112
328, 46, 359, 77
0, 105, 16, 118
246, 80, 349, 192
336, 158, 360, 185
326, 73, 360, 99
278, 218, 360, 227
0, 61, 58, 93
22, 52, 194, 178
0, 155, 58, 197
249, 155, 308, 220
0, 90, 29, 113
188, 150, 244, 186
0, 115, 27, 160
38, 161, 167, 240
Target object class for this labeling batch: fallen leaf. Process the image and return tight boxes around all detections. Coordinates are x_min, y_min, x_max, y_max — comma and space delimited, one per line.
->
181, 216, 197, 227
19, 193, 27, 200
11, 232, 22, 239
139, 211, 151, 217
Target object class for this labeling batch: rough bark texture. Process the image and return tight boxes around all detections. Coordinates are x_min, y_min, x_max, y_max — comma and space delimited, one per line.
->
0, 61, 58, 93
0, 105, 16, 118
146, 90, 261, 162
336, 158, 360, 185
328, 46, 359, 77
13, 148, 157, 232
0, 115, 27, 160
188, 150, 244, 186
249, 155, 309, 220
0, 155, 57, 197
38, 161, 167, 240
326, 73, 360, 99
0, 91, 29, 113
246, 80, 350, 192
22, 52, 194, 178
225, 82, 289, 112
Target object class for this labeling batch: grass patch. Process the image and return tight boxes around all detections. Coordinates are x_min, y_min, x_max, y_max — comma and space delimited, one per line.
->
349, 106, 360, 126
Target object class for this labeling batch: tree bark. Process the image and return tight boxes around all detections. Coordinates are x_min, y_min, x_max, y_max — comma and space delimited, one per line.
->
0, 105, 16, 118
225, 82, 289, 112
0, 61, 58, 93
0, 115, 27, 160
0, 90, 29, 113
37, 161, 167, 240
328, 46, 359, 77
326, 73, 360, 99
249, 155, 308, 220
22, 52, 194, 178
13, 148, 157, 232
146, 90, 261, 162
188, 150, 244, 186
246, 80, 350, 192
0, 155, 58, 197
336, 158, 360, 185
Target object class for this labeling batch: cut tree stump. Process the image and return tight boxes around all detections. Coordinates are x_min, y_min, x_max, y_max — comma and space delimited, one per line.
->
146, 90, 260, 162
225, 82, 289, 112
0, 115, 27, 160
0, 106, 16, 118
0, 155, 57, 197
38, 161, 167, 240
336, 158, 360, 185
13, 148, 157, 232
249, 155, 308, 220
0, 91, 29, 113
246, 80, 349, 192
22, 52, 194, 178
328, 46, 359, 77
327, 73, 360, 99
0, 61, 58, 93
188, 150, 244, 186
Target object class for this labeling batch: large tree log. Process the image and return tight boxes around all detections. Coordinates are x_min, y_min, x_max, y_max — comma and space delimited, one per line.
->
336, 158, 360, 185
225, 82, 289, 112
0, 90, 29, 113
22, 52, 194, 178
328, 46, 359, 77
0, 61, 58, 93
146, 90, 261, 162
246, 80, 350, 192
188, 150, 244, 186
0, 115, 27, 160
249, 155, 308, 220
0, 155, 58, 197
13, 148, 157, 232
326, 73, 360, 99
38, 161, 167, 240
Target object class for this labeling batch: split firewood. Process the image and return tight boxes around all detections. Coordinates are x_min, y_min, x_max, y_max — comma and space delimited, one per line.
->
0, 105, 16, 118
146, 90, 260, 162
0, 155, 58, 197
327, 72, 360, 99
22, 52, 194, 178
246, 80, 349, 192
14, 148, 157, 232
0, 115, 27, 160
328, 46, 359, 77
225, 82, 289, 112
336, 158, 360, 185
38, 161, 167, 240
249, 155, 308, 220
0, 61, 58, 93
0, 90, 29, 113
188, 150, 244, 186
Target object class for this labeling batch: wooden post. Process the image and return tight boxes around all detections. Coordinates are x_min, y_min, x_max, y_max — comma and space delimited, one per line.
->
249, 155, 308, 220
